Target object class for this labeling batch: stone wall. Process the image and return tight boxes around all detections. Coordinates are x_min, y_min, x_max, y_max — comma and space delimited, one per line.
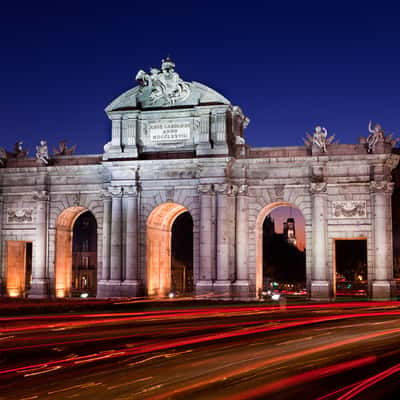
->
0, 146, 398, 300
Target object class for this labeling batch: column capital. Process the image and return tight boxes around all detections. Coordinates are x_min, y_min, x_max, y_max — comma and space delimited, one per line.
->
237, 184, 248, 196
309, 182, 327, 194
214, 183, 237, 196
124, 185, 138, 197
102, 190, 113, 201
108, 186, 123, 198
110, 113, 122, 121
33, 190, 49, 202
198, 183, 214, 195
123, 112, 139, 120
369, 180, 394, 194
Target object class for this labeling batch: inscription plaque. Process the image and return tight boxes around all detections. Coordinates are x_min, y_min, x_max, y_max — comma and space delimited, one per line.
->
149, 120, 191, 143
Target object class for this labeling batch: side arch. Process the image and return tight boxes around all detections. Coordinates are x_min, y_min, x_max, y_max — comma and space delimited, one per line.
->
255, 201, 307, 297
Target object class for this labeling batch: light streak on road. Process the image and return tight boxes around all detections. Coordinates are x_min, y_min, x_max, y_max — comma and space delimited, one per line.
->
1, 302, 400, 400
228, 356, 377, 400
336, 362, 400, 400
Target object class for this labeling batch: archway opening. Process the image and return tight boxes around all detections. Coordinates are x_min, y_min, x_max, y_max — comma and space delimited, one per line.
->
146, 202, 193, 297
392, 184, 400, 296
55, 206, 97, 298
5, 241, 32, 297
256, 203, 306, 298
72, 211, 98, 297
334, 239, 367, 297
171, 211, 193, 295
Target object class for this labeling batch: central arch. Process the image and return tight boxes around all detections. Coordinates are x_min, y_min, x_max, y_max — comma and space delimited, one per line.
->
256, 201, 306, 297
146, 202, 191, 297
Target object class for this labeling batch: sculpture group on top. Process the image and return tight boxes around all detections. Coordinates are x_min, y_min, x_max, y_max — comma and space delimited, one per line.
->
135, 57, 191, 107
303, 121, 398, 154
0, 140, 76, 167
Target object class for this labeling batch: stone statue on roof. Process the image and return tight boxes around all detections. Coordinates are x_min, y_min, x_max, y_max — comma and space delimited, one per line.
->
135, 57, 191, 106
35, 140, 49, 164
6, 141, 29, 159
0, 146, 6, 166
312, 126, 328, 152
304, 126, 336, 153
367, 120, 385, 153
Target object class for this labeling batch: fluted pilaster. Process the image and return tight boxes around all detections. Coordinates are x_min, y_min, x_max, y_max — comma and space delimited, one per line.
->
309, 182, 330, 299
196, 184, 215, 294
370, 181, 394, 299
110, 187, 123, 282
30, 191, 49, 297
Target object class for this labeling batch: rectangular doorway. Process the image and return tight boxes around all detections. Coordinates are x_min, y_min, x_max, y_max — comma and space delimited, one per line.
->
6, 241, 32, 297
334, 239, 367, 297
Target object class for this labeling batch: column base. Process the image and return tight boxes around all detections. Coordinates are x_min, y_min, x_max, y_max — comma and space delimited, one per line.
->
28, 279, 49, 298
371, 280, 393, 300
102, 145, 122, 160
232, 280, 251, 300
211, 144, 229, 155
120, 280, 142, 297
195, 280, 214, 297
196, 143, 212, 156
97, 280, 123, 298
213, 280, 232, 299
310, 280, 331, 300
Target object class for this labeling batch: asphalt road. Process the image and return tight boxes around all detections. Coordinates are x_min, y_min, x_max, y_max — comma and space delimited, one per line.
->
0, 301, 400, 400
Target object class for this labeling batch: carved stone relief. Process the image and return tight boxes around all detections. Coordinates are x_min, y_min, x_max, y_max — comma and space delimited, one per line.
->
332, 201, 367, 218
7, 208, 34, 223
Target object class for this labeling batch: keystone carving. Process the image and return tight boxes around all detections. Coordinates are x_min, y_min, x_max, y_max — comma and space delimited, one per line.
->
309, 182, 327, 194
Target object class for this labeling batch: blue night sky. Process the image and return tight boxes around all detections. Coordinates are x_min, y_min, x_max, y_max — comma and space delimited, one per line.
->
1, 1, 400, 155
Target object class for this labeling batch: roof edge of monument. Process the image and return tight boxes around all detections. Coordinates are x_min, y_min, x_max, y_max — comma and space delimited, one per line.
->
105, 81, 230, 113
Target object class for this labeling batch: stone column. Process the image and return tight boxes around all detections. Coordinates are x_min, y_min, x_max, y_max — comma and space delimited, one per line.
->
233, 184, 250, 299
109, 187, 123, 295
310, 182, 330, 299
103, 114, 123, 159
121, 114, 138, 158
214, 183, 235, 296
121, 186, 140, 296
30, 191, 49, 297
211, 109, 229, 155
111, 115, 122, 148
196, 110, 212, 155
196, 184, 214, 295
370, 181, 394, 299
98, 190, 112, 297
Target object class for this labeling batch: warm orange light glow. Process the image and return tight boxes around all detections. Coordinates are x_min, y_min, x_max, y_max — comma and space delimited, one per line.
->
55, 206, 86, 298
256, 202, 306, 297
146, 202, 188, 297
6, 241, 27, 297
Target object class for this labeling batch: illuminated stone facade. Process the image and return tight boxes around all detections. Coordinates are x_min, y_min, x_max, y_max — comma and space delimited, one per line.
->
0, 59, 399, 300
